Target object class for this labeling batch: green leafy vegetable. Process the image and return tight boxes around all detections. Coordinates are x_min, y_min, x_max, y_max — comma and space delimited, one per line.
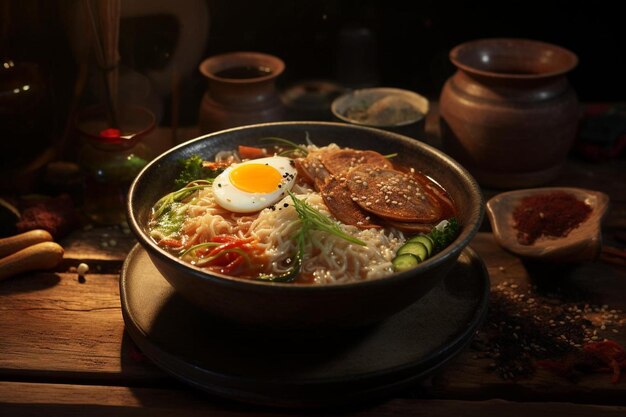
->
429, 218, 460, 253
151, 180, 213, 238
257, 191, 366, 283
174, 155, 204, 188
151, 201, 188, 237
152, 155, 223, 239
174, 155, 223, 188
153, 181, 212, 219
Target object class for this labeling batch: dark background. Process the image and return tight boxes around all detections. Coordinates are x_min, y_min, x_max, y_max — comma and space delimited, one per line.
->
2, 0, 625, 131
202, 0, 625, 101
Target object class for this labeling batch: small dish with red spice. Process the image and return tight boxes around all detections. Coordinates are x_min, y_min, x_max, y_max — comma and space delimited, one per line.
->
486, 187, 609, 262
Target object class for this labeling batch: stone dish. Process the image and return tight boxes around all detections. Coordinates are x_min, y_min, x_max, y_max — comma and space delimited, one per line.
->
486, 187, 609, 262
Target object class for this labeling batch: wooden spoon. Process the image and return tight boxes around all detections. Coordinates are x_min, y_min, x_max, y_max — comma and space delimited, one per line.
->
486, 187, 609, 262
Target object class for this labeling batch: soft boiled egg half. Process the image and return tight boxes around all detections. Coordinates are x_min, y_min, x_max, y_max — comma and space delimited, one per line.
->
212, 156, 297, 213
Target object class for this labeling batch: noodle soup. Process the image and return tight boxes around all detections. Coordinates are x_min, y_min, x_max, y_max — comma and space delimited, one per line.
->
148, 140, 457, 284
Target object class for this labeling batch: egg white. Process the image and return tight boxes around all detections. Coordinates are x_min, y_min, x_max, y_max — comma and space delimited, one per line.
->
212, 156, 297, 213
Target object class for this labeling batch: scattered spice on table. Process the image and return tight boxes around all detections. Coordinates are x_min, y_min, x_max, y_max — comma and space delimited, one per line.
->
513, 191, 592, 245
538, 340, 626, 383
472, 280, 625, 382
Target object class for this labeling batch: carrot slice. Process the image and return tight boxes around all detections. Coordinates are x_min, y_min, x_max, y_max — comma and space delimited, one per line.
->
238, 145, 267, 159
159, 238, 183, 248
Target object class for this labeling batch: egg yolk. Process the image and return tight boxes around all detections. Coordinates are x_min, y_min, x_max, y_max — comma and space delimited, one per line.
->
229, 163, 283, 193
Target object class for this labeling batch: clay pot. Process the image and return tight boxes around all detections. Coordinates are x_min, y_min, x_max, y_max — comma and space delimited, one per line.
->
198, 52, 285, 133
440, 39, 579, 188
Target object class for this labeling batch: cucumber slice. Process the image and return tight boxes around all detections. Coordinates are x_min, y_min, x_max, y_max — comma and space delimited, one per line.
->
407, 234, 433, 257
397, 241, 428, 262
392, 253, 421, 272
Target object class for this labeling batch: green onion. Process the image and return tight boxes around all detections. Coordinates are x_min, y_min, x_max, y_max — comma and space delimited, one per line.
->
194, 247, 251, 267
260, 137, 309, 156
151, 180, 213, 239
153, 181, 212, 219
178, 241, 222, 258
257, 192, 365, 283
288, 191, 366, 246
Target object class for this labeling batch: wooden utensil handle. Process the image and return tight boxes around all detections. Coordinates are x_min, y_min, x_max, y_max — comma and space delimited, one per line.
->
0, 230, 53, 258
0, 242, 64, 281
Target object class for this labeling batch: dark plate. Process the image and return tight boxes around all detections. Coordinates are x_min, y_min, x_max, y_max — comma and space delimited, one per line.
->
120, 244, 490, 407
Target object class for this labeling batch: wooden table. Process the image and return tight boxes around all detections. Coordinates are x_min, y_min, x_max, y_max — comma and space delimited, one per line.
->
1, 123, 626, 415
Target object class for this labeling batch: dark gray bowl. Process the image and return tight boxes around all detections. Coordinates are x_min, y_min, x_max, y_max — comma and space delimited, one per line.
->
127, 122, 484, 331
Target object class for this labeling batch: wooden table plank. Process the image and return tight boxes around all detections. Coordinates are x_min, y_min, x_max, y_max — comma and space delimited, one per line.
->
60, 225, 136, 263
0, 271, 165, 383
1, 232, 626, 404
1, 381, 625, 416
432, 233, 626, 404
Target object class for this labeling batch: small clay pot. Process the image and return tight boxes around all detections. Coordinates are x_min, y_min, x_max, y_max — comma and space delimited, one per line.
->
198, 52, 285, 133
440, 38, 579, 189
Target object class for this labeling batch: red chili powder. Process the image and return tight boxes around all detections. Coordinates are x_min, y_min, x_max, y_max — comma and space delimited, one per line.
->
513, 191, 592, 245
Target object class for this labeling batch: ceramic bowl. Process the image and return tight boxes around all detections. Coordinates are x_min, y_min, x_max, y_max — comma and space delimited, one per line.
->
440, 39, 579, 189
486, 187, 609, 262
127, 122, 483, 331
331, 88, 429, 138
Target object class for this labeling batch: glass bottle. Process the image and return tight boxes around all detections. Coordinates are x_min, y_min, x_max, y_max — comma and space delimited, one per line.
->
77, 105, 155, 225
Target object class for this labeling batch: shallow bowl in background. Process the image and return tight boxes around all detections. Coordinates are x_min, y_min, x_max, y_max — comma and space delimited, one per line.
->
486, 187, 609, 262
332, 88, 429, 138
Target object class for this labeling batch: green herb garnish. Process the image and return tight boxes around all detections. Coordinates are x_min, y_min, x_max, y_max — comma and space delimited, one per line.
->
260, 137, 309, 157
151, 180, 213, 238
429, 218, 460, 253
151, 201, 188, 237
153, 181, 212, 219
195, 247, 251, 267
174, 155, 223, 188
178, 241, 222, 258
257, 192, 365, 283
289, 191, 366, 246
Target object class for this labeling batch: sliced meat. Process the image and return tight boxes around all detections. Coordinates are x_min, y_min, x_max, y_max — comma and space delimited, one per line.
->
320, 176, 381, 229
319, 149, 392, 176
295, 152, 330, 190
384, 219, 436, 234
294, 158, 315, 186
410, 170, 457, 219
346, 168, 442, 223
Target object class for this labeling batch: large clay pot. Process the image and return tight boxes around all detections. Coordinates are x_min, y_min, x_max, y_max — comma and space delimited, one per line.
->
440, 39, 579, 188
198, 52, 285, 133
